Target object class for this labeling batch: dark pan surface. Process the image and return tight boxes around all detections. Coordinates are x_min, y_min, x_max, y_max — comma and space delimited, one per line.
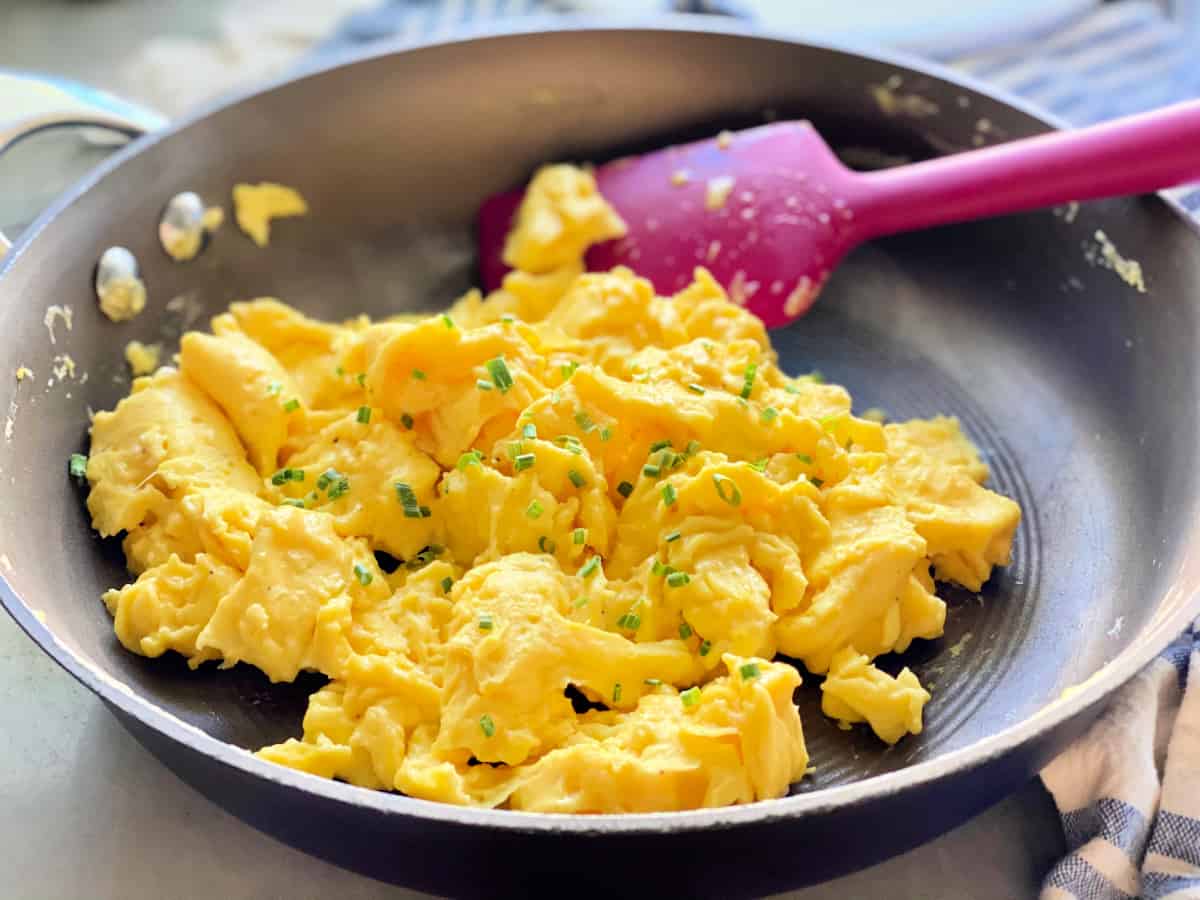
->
2, 21, 1199, 896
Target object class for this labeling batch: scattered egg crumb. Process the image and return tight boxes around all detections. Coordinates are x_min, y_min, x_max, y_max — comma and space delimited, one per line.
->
1093, 230, 1146, 293
783, 277, 816, 317
670, 169, 690, 187
202, 206, 225, 232
0, 553, 12, 572
124, 341, 161, 376
947, 631, 973, 659
870, 84, 940, 119
1107, 616, 1124, 638
15, 366, 33, 383
716, 130, 734, 150
43, 305, 73, 344
233, 182, 308, 247
49, 354, 76, 385
705, 175, 736, 212
32, 609, 46, 624
1063, 202, 1079, 224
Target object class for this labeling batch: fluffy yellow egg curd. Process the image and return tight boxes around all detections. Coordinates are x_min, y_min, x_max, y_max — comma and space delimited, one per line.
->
82, 166, 1020, 813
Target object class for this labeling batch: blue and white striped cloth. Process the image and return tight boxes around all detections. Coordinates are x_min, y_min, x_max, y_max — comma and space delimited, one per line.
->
317, 3, 1200, 896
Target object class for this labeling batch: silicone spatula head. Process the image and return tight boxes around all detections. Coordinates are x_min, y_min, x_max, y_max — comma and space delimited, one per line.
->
478, 123, 861, 328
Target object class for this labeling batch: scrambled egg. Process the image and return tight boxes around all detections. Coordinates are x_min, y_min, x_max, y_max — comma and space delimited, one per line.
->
124, 341, 161, 376
82, 165, 1020, 813
233, 182, 308, 247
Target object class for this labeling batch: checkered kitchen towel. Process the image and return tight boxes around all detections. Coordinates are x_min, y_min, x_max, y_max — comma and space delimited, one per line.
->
317, 2, 1200, 896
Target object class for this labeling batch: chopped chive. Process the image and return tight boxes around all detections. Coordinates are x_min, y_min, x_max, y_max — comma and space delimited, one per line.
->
761, 406, 778, 424
749, 458, 768, 473
740, 362, 758, 399
806, 370, 825, 383
568, 469, 586, 488
810, 476, 825, 488
353, 563, 373, 586
394, 482, 421, 517
699, 639, 712, 656
271, 468, 304, 486
681, 687, 701, 707
600, 426, 613, 442
283, 398, 300, 413
687, 383, 706, 395
666, 571, 691, 588
476, 379, 494, 391
617, 481, 634, 498
457, 450, 483, 470
644, 678, 662, 686
684, 440, 701, 457
679, 622, 693, 640
478, 615, 494, 631
412, 369, 427, 380
819, 414, 843, 430
665, 530, 681, 543
440, 313, 455, 329
740, 662, 761, 681
281, 498, 306, 508
327, 478, 350, 500
419, 505, 432, 518
713, 473, 742, 506
266, 381, 282, 396
612, 683, 623, 703
617, 613, 641, 632
485, 357, 514, 393
574, 410, 596, 433
335, 366, 345, 377
649, 439, 672, 453
522, 422, 537, 440
796, 453, 814, 464
661, 483, 677, 506
356, 373, 367, 387
441, 576, 453, 593
551, 390, 561, 405
316, 468, 338, 490
556, 435, 584, 454
513, 453, 536, 472
356, 406, 371, 424
538, 535, 556, 554
526, 500, 543, 519
574, 596, 589, 608
783, 383, 801, 394
572, 527, 587, 545
561, 361, 578, 380
642, 463, 661, 478
579, 556, 601, 579
400, 413, 414, 430
479, 714, 495, 738
651, 560, 669, 577
507, 441, 524, 460
501, 315, 515, 324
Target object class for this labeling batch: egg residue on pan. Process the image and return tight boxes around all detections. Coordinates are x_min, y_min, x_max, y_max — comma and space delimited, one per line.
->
78, 165, 1021, 813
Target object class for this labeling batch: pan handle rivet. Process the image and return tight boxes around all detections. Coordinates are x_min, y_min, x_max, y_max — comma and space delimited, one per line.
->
95, 246, 147, 322
159, 191, 222, 262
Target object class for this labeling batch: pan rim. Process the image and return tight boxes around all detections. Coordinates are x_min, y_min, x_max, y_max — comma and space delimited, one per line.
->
2, 14, 1199, 835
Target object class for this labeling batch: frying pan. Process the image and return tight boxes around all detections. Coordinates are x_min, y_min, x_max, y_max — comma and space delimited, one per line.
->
1, 19, 1198, 899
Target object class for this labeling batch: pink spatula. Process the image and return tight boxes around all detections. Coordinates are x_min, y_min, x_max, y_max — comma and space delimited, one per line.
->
478, 101, 1200, 327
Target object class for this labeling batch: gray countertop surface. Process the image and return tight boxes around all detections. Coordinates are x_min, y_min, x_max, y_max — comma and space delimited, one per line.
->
0, 2, 1063, 896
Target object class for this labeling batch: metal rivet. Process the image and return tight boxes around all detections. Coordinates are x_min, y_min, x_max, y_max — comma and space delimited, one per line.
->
95, 246, 146, 322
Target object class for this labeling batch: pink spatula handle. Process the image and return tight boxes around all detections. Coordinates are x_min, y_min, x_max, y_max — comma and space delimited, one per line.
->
849, 99, 1200, 239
